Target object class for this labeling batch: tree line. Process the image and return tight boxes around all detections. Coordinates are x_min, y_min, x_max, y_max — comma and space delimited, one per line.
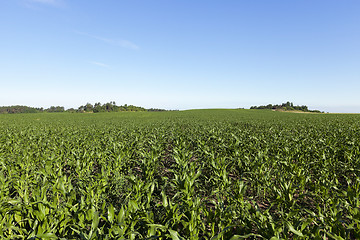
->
250, 101, 322, 112
0, 102, 168, 114
0, 105, 45, 114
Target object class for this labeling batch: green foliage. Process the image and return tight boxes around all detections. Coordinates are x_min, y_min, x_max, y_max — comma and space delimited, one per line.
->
0, 110, 359, 239
0, 102, 148, 114
46, 106, 65, 113
80, 102, 146, 113
250, 101, 321, 112
0, 105, 43, 114
147, 108, 168, 112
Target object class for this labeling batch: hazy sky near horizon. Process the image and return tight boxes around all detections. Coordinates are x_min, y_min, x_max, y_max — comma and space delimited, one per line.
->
1, 0, 359, 112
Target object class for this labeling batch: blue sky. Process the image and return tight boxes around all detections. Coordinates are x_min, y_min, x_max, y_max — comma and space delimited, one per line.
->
1, 0, 359, 112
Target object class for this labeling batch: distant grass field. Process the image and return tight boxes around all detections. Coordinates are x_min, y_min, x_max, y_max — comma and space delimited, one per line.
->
1, 110, 360, 239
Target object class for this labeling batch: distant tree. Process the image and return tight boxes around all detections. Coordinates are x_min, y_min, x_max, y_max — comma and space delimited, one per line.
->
74, 102, 147, 113
105, 102, 113, 112
84, 103, 94, 112
93, 102, 104, 113
0, 102, 151, 114
46, 106, 64, 112
0, 105, 41, 114
250, 102, 319, 112
147, 108, 166, 112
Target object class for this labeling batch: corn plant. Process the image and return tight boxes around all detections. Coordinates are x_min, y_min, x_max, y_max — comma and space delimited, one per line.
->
0, 110, 360, 239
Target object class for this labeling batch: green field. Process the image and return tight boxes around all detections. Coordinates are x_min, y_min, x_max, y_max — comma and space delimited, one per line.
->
1, 110, 359, 239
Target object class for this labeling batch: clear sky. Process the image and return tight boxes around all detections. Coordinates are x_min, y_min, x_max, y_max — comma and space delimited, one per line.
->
1, 0, 359, 112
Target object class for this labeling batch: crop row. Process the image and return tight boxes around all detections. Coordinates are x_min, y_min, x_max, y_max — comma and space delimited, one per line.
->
0, 111, 359, 239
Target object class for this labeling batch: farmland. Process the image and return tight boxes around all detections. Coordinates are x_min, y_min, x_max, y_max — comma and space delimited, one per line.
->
0, 110, 359, 239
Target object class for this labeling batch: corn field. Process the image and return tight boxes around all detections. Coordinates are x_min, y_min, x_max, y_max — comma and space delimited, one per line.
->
0, 110, 359, 239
